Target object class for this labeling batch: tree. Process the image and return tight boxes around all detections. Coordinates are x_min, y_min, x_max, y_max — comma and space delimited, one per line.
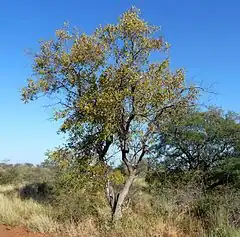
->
21, 7, 198, 221
155, 107, 240, 173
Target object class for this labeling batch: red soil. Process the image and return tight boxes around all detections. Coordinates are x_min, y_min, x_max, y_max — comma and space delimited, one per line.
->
0, 225, 50, 237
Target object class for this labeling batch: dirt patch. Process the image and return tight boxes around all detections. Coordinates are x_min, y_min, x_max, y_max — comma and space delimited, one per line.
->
0, 225, 50, 237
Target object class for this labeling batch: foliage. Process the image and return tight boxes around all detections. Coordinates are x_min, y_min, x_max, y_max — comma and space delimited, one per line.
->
52, 188, 107, 223
191, 189, 240, 231
155, 107, 240, 172
21, 6, 198, 169
205, 157, 240, 189
19, 182, 54, 203
44, 148, 125, 194
0, 163, 53, 185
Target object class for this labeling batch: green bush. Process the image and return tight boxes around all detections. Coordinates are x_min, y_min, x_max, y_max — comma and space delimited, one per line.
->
0, 163, 53, 185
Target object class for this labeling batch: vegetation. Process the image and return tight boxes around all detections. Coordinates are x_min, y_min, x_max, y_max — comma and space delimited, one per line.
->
0, 6, 239, 237
0, 162, 53, 185
154, 107, 240, 173
21, 6, 198, 222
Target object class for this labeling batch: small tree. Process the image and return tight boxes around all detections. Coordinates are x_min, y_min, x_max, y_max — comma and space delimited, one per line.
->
22, 7, 198, 221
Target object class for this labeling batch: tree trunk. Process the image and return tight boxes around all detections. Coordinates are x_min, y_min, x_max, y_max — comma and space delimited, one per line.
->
112, 173, 135, 222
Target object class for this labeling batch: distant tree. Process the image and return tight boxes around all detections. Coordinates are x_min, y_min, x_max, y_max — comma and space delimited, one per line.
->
24, 163, 34, 168
21, 7, 198, 221
156, 107, 240, 172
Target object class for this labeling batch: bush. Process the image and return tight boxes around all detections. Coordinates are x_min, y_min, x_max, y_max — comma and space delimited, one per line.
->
52, 189, 107, 222
0, 163, 53, 185
19, 182, 54, 202
191, 189, 240, 229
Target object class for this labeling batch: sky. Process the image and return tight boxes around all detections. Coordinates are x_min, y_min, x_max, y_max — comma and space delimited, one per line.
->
0, 0, 239, 164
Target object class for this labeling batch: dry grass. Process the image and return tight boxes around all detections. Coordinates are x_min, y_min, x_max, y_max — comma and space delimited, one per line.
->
55, 219, 100, 237
0, 184, 16, 193
0, 190, 95, 236
106, 212, 188, 237
0, 192, 55, 232
0, 184, 188, 237
0, 184, 239, 237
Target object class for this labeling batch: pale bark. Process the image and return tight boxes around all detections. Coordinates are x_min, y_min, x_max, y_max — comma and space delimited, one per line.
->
112, 172, 136, 222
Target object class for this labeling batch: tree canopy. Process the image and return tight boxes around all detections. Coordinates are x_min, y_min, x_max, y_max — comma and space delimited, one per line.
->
156, 107, 240, 172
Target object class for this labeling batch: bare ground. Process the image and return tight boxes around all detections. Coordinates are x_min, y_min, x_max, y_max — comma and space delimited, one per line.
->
0, 225, 49, 237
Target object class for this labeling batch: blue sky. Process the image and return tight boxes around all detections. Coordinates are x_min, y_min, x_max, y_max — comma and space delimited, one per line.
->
0, 0, 239, 164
